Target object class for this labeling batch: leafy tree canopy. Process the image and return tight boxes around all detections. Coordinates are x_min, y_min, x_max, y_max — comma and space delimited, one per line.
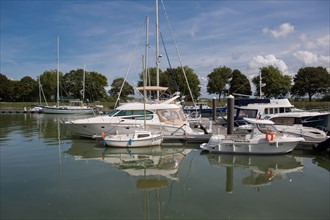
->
137, 66, 200, 101
252, 66, 291, 98
207, 66, 232, 100
109, 77, 134, 101
229, 69, 252, 96
291, 66, 330, 101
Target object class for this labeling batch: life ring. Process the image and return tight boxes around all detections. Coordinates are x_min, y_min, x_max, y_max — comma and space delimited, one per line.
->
266, 132, 274, 141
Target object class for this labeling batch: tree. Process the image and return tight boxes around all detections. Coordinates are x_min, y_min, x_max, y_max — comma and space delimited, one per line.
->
207, 66, 232, 100
0, 73, 11, 101
39, 70, 59, 101
137, 67, 164, 99
17, 76, 38, 102
86, 71, 108, 101
137, 66, 200, 101
162, 66, 200, 101
109, 77, 134, 101
291, 66, 330, 101
62, 69, 85, 100
252, 66, 291, 98
229, 69, 252, 96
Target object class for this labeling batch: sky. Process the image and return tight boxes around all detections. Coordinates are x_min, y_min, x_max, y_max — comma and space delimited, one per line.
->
1, 0, 329, 98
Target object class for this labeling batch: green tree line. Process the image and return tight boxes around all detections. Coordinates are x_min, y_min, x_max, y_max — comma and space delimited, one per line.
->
1, 65, 329, 102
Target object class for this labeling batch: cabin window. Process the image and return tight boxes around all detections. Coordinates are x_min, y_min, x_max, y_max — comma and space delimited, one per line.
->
269, 108, 274, 114
274, 108, 278, 114
285, 108, 292, 113
129, 115, 153, 120
116, 110, 153, 116
137, 134, 150, 138
279, 107, 284, 113
237, 109, 257, 118
264, 108, 268, 114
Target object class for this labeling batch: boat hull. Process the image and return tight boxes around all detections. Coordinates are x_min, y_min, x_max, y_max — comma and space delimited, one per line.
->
42, 106, 95, 114
105, 133, 163, 148
65, 120, 198, 138
200, 137, 303, 155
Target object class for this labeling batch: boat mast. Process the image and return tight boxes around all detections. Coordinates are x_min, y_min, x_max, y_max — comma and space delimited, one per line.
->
38, 76, 42, 106
259, 70, 262, 98
56, 36, 60, 107
143, 16, 149, 130
145, 16, 149, 101
83, 64, 86, 101
155, 0, 160, 100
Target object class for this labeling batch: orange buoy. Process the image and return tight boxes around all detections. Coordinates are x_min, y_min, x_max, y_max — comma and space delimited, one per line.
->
266, 132, 274, 141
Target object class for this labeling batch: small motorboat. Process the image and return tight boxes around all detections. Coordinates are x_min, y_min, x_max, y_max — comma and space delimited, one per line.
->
103, 130, 163, 148
200, 118, 305, 155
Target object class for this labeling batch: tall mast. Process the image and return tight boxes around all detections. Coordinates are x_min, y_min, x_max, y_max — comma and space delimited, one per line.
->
83, 64, 86, 100
155, 0, 160, 100
259, 70, 262, 98
144, 16, 149, 101
38, 76, 41, 106
56, 36, 60, 107
143, 16, 149, 130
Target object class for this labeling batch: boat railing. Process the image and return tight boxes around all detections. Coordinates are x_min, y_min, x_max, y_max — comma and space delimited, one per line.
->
170, 124, 188, 136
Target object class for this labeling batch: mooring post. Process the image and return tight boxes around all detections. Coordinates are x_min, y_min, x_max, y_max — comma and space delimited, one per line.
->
227, 95, 234, 135
212, 97, 216, 121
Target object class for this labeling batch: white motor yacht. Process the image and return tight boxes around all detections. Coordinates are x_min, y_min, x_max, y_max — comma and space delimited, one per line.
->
64, 95, 205, 138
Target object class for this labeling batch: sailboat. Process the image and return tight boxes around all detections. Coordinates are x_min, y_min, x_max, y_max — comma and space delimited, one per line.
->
103, 17, 163, 148
42, 37, 96, 114
64, 1, 210, 138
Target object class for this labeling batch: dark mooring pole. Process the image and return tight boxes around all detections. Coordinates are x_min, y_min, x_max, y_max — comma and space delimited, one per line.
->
212, 97, 216, 121
227, 95, 234, 135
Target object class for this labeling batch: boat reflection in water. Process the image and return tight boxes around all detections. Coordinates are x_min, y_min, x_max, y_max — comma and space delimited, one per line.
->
65, 140, 192, 181
202, 153, 304, 191
65, 141, 192, 218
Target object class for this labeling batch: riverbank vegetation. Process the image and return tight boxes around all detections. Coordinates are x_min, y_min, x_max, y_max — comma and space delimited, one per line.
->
1, 65, 329, 103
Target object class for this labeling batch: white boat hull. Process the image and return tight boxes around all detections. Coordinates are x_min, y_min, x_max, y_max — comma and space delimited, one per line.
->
42, 106, 95, 114
200, 137, 303, 155
65, 119, 198, 138
105, 132, 163, 148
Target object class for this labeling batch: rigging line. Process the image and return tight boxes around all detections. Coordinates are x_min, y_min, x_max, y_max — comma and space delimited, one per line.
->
160, 31, 179, 92
160, 0, 196, 106
114, 21, 145, 108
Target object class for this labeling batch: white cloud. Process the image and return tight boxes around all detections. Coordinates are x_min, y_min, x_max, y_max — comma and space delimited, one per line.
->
248, 55, 289, 74
263, 23, 294, 38
294, 51, 330, 67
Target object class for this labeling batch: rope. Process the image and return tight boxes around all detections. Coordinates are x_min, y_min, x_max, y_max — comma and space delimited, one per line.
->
160, 31, 179, 92
114, 22, 145, 108
160, 0, 196, 106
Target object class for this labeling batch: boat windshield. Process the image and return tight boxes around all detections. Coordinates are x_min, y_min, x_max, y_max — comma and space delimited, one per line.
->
256, 124, 278, 134
108, 109, 120, 117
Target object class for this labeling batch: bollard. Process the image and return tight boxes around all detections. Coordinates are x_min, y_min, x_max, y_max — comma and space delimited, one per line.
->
227, 95, 234, 135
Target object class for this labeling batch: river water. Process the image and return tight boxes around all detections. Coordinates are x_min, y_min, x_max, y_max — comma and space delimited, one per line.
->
0, 113, 329, 220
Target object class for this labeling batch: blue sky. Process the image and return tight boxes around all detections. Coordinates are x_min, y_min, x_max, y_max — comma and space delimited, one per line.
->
1, 0, 329, 97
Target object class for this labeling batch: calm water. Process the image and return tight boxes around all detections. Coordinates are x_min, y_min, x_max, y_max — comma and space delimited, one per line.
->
1, 113, 329, 220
